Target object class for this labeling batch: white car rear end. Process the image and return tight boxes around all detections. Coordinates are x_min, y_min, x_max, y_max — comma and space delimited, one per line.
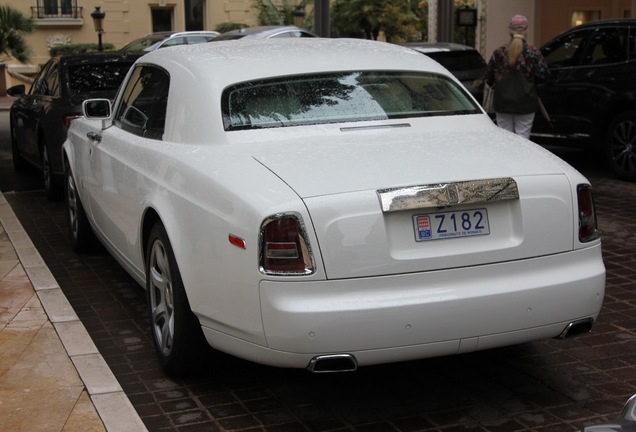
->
64, 38, 605, 374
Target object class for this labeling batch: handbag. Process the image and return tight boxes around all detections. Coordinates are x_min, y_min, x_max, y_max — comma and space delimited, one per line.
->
482, 83, 494, 113
493, 69, 538, 114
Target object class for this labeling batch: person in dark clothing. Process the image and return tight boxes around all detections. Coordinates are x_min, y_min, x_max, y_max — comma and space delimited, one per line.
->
486, 15, 549, 139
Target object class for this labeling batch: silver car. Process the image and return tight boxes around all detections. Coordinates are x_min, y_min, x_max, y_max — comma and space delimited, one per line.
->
119, 31, 220, 53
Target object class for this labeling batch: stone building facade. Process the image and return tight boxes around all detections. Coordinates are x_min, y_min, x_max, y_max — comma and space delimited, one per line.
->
2, 0, 636, 90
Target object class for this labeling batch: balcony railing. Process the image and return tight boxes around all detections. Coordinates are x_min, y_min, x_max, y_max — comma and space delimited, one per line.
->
31, 6, 82, 19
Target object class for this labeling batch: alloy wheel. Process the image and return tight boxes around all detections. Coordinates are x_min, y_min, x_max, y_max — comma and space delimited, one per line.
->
607, 115, 636, 179
10, 121, 24, 170
66, 172, 79, 240
42, 145, 52, 194
149, 239, 175, 357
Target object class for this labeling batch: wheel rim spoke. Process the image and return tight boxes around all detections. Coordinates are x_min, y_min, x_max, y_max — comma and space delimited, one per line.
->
66, 174, 78, 236
149, 241, 175, 355
43, 147, 50, 190
611, 120, 636, 173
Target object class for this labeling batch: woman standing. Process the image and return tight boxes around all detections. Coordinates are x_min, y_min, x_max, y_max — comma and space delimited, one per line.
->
486, 15, 549, 139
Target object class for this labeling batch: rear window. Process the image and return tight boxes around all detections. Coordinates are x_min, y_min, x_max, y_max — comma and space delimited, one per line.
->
222, 71, 480, 131
67, 63, 133, 96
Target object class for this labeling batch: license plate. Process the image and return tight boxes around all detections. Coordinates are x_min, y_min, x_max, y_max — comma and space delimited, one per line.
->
413, 209, 490, 241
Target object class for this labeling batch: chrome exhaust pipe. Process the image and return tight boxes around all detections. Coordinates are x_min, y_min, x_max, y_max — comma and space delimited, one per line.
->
307, 354, 358, 373
557, 318, 594, 339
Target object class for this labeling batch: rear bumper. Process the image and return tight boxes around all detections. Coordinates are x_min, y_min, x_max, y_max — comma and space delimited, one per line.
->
204, 244, 605, 369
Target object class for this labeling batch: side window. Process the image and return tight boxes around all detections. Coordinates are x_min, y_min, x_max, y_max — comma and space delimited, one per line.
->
630, 27, 636, 60
579, 27, 628, 66
161, 37, 186, 48
542, 30, 589, 68
114, 65, 169, 140
46, 64, 60, 97
185, 36, 210, 44
271, 31, 293, 38
30, 62, 53, 96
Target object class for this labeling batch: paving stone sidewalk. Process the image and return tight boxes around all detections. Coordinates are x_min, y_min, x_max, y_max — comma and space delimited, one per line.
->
0, 192, 146, 432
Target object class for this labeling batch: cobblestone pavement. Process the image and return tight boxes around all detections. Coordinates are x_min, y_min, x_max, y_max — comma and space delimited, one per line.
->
3, 148, 636, 432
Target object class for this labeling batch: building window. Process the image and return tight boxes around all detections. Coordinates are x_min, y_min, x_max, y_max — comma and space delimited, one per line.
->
571, 10, 601, 27
185, 0, 205, 31
34, 0, 80, 19
152, 8, 173, 32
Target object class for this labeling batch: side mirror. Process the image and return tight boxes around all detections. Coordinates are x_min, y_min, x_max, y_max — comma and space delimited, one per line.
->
7, 85, 26, 97
623, 394, 636, 422
83, 98, 112, 119
583, 394, 636, 431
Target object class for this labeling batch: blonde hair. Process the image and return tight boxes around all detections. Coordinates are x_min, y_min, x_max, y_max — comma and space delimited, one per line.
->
507, 32, 526, 65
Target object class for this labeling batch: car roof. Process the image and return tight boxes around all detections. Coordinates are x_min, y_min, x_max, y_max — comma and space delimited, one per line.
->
214, 25, 315, 40
542, 18, 636, 48
120, 31, 219, 52
402, 42, 478, 53
136, 38, 453, 144
139, 30, 220, 38
572, 18, 636, 29
141, 38, 448, 88
171, 30, 219, 37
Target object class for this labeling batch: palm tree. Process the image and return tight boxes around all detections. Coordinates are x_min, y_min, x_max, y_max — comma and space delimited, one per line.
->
331, 0, 419, 42
0, 5, 34, 63
253, 0, 312, 27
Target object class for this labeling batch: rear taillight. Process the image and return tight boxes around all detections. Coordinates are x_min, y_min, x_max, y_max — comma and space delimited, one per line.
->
577, 184, 599, 243
63, 112, 84, 127
259, 213, 314, 275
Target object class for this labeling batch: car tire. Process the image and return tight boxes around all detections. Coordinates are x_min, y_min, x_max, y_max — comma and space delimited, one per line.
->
605, 111, 636, 181
41, 139, 62, 200
10, 118, 26, 171
146, 222, 205, 376
65, 165, 97, 252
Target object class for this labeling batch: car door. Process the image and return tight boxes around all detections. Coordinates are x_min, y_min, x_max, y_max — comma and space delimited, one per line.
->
86, 65, 169, 270
536, 25, 629, 143
12, 60, 56, 164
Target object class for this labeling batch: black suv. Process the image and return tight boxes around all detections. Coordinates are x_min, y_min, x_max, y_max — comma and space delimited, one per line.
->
531, 19, 636, 181
8, 53, 139, 199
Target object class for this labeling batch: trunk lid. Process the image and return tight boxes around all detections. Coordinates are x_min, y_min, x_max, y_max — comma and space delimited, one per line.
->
253, 120, 575, 279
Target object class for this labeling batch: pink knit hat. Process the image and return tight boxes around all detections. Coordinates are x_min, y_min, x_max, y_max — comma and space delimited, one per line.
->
509, 15, 528, 31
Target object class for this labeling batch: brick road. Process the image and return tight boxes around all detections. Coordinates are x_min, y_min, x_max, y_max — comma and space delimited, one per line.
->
4, 148, 636, 432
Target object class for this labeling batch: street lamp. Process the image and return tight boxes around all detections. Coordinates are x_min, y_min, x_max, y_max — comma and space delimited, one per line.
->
90, 6, 106, 52
292, 5, 305, 27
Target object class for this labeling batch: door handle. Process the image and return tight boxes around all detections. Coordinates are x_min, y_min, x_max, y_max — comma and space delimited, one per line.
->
585, 71, 615, 82
87, 132, 102, 142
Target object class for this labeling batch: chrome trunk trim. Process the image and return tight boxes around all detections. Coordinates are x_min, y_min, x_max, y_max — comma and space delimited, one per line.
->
377, 177, 519, 213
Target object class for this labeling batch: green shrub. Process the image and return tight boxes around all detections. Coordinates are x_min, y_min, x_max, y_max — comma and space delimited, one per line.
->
50, 43, 115, 56
215, 22, 247, 33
